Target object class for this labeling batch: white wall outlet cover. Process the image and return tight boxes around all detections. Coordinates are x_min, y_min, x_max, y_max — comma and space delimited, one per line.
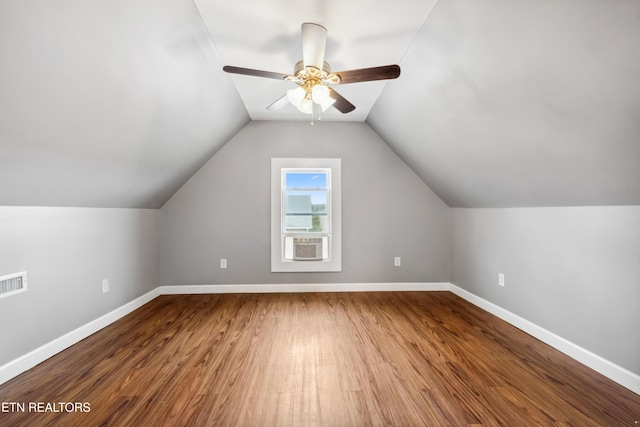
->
220, 259, 227, 269
394, 257, 401, 267
498, 273, 505, 287
102, 279, 109, 293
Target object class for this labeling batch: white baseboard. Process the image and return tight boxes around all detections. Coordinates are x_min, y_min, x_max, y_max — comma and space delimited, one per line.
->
158, 282, 451, 294
1, 282, 638, 397
0, 288, 160, 386
449, 284, 640, 396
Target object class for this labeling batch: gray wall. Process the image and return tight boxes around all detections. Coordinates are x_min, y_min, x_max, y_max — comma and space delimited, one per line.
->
0, 207, 160, 366
452, 206, 640, 375
160, 121, 451, 285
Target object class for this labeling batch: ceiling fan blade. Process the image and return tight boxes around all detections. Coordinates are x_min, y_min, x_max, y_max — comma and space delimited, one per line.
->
329, 88, 356, 114
223, 66, 290, 80
301, 23, 327, 70
335, 65, 401, 84
266, 94, 290, 111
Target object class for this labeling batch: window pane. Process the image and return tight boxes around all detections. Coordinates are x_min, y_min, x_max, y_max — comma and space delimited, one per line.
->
285, 190, 328, 233
285, 172, 327, 189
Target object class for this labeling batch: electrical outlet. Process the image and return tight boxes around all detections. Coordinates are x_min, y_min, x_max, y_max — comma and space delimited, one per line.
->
220, 258, 227, 269
102, 279, 109, 293
394, 257, 401, 267
498, 273, 505, 287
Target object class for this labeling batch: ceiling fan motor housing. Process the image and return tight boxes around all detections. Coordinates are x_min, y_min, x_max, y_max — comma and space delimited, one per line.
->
291, 61, 341, 86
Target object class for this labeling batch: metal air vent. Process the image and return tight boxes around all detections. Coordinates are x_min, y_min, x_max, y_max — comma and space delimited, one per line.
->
0, 271, 27, 299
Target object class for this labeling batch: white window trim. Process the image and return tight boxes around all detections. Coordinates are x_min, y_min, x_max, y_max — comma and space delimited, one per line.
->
271, 158, 341, 272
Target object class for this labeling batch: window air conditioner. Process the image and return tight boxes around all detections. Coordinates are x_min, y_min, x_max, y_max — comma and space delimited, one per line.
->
293, 237, 323, 261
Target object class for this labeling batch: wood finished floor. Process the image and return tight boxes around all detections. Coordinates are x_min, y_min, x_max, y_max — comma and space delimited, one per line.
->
0, 292, 638, 426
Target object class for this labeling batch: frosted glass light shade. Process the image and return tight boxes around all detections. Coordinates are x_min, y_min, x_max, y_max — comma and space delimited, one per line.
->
297, 98, 313, 114
320, 97, 336, 112
287, 87, 306, 107
311, 84, 330, 104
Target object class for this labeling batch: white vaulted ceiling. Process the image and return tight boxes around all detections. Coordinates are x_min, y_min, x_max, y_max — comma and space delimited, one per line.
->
1, 0, 639, 208
0, 0, 250, 208
369, 0, 640, 207
195, 0, 438, 121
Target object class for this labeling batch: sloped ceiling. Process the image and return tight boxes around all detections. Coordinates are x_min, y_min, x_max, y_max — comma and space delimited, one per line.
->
369, 0, 640, 207
1, 0, 639, 209
0, 0, 249, 208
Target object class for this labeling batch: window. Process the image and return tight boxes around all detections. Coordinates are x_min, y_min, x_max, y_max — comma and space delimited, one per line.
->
283, 170, 329, 261
271, 158, 341, 272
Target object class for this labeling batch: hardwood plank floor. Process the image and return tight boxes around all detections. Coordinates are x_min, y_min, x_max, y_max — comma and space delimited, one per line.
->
0, 292, 638, 426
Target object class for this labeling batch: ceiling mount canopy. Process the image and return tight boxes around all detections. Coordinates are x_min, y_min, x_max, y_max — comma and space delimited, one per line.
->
223, 23, 401, 117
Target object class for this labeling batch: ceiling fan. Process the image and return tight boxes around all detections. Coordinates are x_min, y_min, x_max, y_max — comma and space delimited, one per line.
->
222, 23, 401, 115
